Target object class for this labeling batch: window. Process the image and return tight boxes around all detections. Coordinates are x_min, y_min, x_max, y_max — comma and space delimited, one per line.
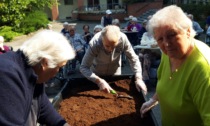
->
107, 0, 119, 9
64, 0, 73, 5
87, 0, 100, 11
88, 0, 99, 7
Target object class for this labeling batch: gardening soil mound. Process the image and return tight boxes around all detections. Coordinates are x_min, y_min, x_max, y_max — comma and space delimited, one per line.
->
58, 79, 154, 126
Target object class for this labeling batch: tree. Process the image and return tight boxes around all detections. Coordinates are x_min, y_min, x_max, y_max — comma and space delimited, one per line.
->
0, 0, 56, 27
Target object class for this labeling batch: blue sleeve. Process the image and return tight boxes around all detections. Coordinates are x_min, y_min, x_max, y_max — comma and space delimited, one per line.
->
207, 16, 210, 25
0, 62, 28, 125
37, 88, 66, 126
207, 27, 210, 36
79, 35, 87, 45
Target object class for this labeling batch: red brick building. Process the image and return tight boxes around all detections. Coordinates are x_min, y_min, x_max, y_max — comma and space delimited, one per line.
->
48, 0, 163, 21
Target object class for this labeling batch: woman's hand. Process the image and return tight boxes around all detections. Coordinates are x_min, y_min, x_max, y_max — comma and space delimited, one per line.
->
140, 98, 158, 118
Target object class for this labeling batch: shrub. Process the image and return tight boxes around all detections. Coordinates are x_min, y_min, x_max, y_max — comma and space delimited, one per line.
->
0, 26, 23, 42
16, 10, 49, 34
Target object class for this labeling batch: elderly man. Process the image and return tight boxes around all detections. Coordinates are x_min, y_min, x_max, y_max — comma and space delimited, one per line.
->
101, 9, 113, 27
80, 25, 147, 94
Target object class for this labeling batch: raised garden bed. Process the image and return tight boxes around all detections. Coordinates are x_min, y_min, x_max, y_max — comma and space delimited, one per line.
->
52, 75, 158, 126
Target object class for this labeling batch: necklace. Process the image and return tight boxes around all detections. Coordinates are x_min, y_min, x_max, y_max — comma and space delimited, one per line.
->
169, 68, 178, 80
169, 39, 194, 80
168, 40, 194, 80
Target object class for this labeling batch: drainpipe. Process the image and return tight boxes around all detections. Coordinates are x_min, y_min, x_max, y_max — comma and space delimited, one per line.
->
52, 0, 59, 21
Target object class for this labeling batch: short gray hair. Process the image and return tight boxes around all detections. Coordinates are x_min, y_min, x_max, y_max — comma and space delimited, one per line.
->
112, 19, 120, 25
147, 5, 196, 38
20, 30, 75, 68
187, 14, 194, 20
93, 25, 103, 31
63, 22, 68, 26
101, 25, 120, 43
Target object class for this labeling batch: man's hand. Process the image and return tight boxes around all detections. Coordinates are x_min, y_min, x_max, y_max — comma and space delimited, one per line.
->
135, 78, 147, 95
140, 98, 158, 118
97, 79, 113, 93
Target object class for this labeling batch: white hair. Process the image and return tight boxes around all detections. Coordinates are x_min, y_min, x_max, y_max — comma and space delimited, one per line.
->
147, 5, 196, 38
47, 24, 52, 29
63, 22, 68, 26
112, 19, 120, 25
187, 14, 194, 20
131, 17, 138, 22
101, 25, 120, 42
20, 30, 75, 68
93, 25, 103, 32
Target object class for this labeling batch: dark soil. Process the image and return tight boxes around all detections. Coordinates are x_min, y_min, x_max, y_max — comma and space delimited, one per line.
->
58, 79, 155, 126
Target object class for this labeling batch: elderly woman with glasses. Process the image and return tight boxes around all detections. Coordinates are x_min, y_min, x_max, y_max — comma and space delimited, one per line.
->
80, 25, 147, 95
140, 5, 210, 125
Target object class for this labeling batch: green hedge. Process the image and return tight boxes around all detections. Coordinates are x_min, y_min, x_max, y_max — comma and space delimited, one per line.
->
0, 10, 49, 42
16, 10, 49, 34
178, 4, 210, 28
0, 26, 23, 42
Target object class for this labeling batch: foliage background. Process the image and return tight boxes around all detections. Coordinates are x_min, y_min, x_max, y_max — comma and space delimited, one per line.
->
0, 0, 56, 41
178, 4, 210, 28
122, 0, 210, 29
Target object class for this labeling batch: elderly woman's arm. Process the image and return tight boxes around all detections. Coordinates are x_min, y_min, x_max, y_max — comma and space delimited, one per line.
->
37, 88, 68, 125
140, 93, 159, 117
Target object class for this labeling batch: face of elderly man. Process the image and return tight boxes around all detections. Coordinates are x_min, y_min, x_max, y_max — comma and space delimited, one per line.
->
102, 36, 118, 53
102, 26, 120, 53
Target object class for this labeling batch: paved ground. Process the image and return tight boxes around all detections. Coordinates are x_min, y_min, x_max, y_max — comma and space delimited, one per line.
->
7, 20, 104, 50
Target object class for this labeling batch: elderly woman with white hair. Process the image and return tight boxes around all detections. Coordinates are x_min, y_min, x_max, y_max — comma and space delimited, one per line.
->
0, 30, 75, 125
93, 25, 103, 35
112, 18, 120, 27
80, 25, 147, 94
140, 5, 210, 125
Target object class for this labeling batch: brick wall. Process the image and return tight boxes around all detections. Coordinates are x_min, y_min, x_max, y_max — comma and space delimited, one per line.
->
71, 1, 163, 21
127, 1, 163, 17
76, 13, 127, 21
